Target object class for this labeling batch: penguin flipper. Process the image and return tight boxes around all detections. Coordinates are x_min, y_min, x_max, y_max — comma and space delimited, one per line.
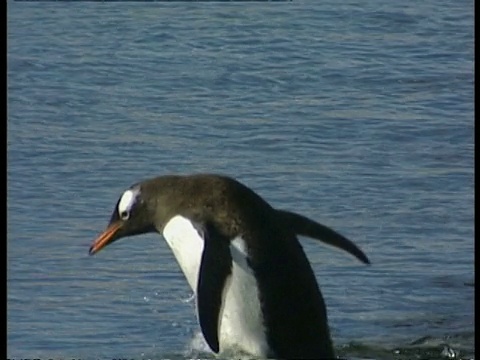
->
196, 222, 232, 353
276, 209, 370, 264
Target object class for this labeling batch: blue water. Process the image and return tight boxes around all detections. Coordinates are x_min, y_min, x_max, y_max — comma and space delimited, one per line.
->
7, 1, 474, 359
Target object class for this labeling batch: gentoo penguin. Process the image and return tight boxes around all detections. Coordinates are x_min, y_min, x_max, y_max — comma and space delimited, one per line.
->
89, 174, 370, 359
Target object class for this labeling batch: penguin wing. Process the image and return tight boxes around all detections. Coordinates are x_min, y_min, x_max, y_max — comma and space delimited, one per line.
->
276, 209, 370, 264
196, 222, 233, 353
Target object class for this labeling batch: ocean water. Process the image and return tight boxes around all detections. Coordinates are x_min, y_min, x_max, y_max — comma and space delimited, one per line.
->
7, 1, 474, 359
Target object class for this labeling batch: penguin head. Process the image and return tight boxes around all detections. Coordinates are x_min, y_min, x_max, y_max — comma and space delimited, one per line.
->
89, 186, 157, 255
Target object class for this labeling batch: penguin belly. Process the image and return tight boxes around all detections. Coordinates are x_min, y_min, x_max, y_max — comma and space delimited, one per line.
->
162, 216, 270, 357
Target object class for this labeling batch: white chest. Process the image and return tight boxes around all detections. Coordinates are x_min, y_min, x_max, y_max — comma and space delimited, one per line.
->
162, 215, 269, 356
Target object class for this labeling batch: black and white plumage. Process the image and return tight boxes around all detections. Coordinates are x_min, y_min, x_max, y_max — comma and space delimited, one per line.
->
89, 173, 370, 359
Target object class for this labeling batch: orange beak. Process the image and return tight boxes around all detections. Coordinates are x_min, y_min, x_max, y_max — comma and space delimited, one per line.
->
89, 222, 122, 255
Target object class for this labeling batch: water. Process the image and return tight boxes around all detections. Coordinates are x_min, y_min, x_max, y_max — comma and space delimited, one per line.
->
7, 1, 474, 359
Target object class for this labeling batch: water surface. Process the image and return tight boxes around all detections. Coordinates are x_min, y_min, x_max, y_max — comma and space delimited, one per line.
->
7, 1, 474, 359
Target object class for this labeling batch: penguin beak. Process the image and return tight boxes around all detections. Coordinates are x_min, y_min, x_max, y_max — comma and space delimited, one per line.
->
89, 222, 123, 255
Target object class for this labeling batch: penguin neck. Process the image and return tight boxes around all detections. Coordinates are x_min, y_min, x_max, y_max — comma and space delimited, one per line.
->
162, 215, 204, 290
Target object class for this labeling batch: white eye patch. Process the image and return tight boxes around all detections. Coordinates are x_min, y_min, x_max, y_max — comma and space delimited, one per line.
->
118, 188, 140, 219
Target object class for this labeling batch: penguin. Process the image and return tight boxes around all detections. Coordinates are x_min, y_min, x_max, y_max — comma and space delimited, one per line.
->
89, 173, 370, 359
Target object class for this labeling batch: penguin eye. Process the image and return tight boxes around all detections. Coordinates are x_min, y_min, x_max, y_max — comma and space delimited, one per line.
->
118, 188, 140, 221
120, 210, 130, 220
